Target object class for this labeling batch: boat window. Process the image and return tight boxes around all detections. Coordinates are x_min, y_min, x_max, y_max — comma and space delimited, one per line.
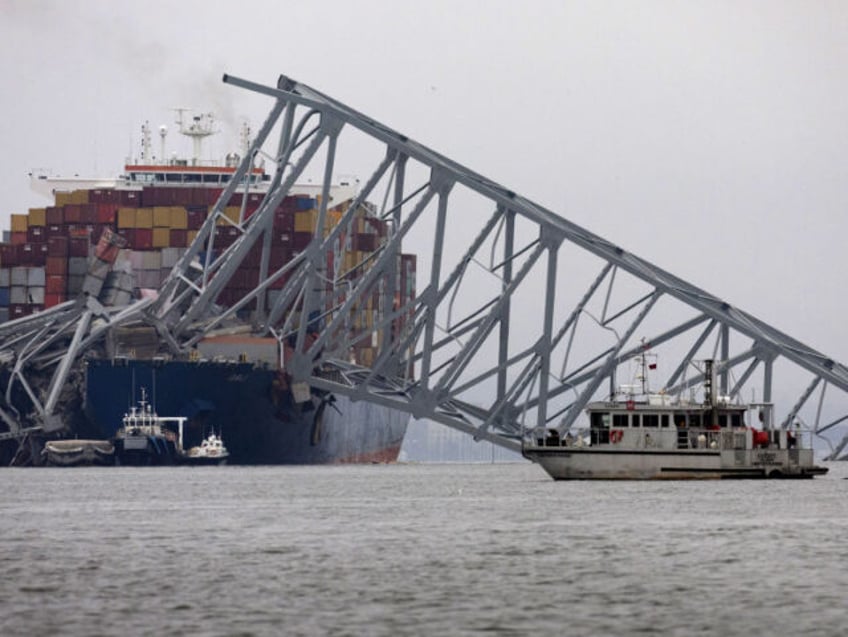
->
166, 173, 182, 183
661, 414, 669, 428
631, 414, 640, 427
718, 414, 727, 427
155, 173, 165, 182
731, 413, 742, 428
185, 174, 202, 183
643, 414, 659, 427
222, 175, 231, 183
689, 413, 702, 428
590, 412, 610, 428
613, 414, 628, 428
203, 174, 219, 183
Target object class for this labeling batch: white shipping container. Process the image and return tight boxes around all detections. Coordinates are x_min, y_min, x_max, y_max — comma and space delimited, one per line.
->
11, 267, 27, 286
27, 286, 45, 305
197, 336, 279, 366
68, 274, 85, 295
10, 286, 27, 304
161, 247, 183, 268
68, 257, 88, 276
26, 267, 46, 287
82, 274, 105, 297
141, 251, 162, 270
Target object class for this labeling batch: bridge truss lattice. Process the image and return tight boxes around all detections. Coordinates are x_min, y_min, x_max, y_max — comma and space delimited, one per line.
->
2, 73, 848, 461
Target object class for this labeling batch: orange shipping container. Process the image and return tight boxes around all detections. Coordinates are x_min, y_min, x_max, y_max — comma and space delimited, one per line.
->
117, 208, 137, 228
152, 228, 170, 248
153, 207, 171, 228
294, 210, 318, 233
169, 206, 188, 229
10, 214, 28, 232
135, 208, 154, 229
28, 208, 47, 227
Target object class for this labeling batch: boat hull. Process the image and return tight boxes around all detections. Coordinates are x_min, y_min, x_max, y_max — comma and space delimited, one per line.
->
523, 447, 829, 480
85, 359, 409, 465
42, 440, 115, 467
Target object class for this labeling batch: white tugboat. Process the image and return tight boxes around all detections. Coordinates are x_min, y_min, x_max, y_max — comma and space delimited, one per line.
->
113, 388, 186, 465
182, 430, 229, 465
523, 357, 828, 480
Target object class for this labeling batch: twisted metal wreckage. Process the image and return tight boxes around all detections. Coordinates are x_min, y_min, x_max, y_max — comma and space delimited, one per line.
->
2, 73, 847, 464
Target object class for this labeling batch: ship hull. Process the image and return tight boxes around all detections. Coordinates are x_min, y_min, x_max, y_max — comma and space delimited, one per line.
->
84, 359, 409, 465
523, 447, 828, 480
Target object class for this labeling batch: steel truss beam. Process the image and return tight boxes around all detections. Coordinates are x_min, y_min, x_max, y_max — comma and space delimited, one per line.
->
2, 72, 848, 462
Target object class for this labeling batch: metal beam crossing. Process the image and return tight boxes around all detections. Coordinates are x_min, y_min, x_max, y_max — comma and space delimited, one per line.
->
2, 72, 848, 461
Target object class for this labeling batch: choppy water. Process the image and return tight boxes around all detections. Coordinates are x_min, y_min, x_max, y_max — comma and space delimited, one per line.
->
1, 462, 846, 636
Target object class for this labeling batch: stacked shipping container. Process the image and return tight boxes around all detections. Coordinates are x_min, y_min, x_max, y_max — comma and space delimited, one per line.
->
1, 186, 416, 369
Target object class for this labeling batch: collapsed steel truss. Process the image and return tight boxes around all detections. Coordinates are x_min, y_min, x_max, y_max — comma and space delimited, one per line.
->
2, 73, 848, 461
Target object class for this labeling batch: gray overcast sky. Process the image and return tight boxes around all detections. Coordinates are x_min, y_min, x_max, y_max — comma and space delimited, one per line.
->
1, 0, 847, 366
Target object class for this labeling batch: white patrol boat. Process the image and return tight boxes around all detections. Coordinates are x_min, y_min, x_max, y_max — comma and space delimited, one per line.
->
523, 359, 828, 480
182, 430, 229, 465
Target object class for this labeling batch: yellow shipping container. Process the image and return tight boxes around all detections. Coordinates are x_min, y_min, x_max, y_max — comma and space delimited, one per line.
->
326, 210, 343, 231
55, 192, 73, 206
10, 213, 28, 232
216, 206, 241, 226
117, 207, 137, 229
135, 208, 154, 229
28, 208, 47, 227
152, 228, 170, 248
294, 210, 318, 233
169, 206, 188, 229
187, 230, 199, 244
72, 189, 89, 204
153, 207, 171, 228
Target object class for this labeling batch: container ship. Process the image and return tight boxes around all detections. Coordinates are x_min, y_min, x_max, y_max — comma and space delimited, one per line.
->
0, 113, 413, 464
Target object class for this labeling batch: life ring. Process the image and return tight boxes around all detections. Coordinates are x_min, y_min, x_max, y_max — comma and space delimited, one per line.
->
610, 430, 623, 444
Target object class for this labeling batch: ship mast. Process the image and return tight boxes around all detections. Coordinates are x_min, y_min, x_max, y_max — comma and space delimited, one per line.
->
174, 109, 217, 166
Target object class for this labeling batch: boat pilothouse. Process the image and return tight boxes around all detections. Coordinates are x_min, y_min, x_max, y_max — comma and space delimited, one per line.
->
523, 356, 828, 480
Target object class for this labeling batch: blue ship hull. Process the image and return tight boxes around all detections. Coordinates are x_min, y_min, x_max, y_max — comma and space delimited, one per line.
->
84, 359, 409, 464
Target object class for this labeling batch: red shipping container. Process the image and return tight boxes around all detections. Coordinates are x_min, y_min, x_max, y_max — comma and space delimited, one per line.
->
26, 226, 47, 243
131, 228, 153, 250
46, 206, 64, 225
292, 232, 312, 251
89, 189, 112, 204
64, 204, 82, 224
69, 237, 89, 258
46, 274, 67, 293
46, 257, 68, 276
47, 236, 69, 257
34, 244, 48, 266
0, 244, 18, 266
11, 231, 27, 246
169, 229, 188, 248
206, 188, 224, 205
187, 208, 206, 230
173, 188, 192, 206
118, 190, 141, 206
273, 209, 295, 232
17, 243, 37, 265
96, 203, 117, 224
269, 245, 290, 269
9, 304, 31, 319
45, 293, 66, 308
268, 271, 290, 289
80, 203, 98, 224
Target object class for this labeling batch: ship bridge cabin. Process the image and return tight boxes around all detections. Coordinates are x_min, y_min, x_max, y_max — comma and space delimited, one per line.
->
584, 397, 752, 451
542, 395, 802, 454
